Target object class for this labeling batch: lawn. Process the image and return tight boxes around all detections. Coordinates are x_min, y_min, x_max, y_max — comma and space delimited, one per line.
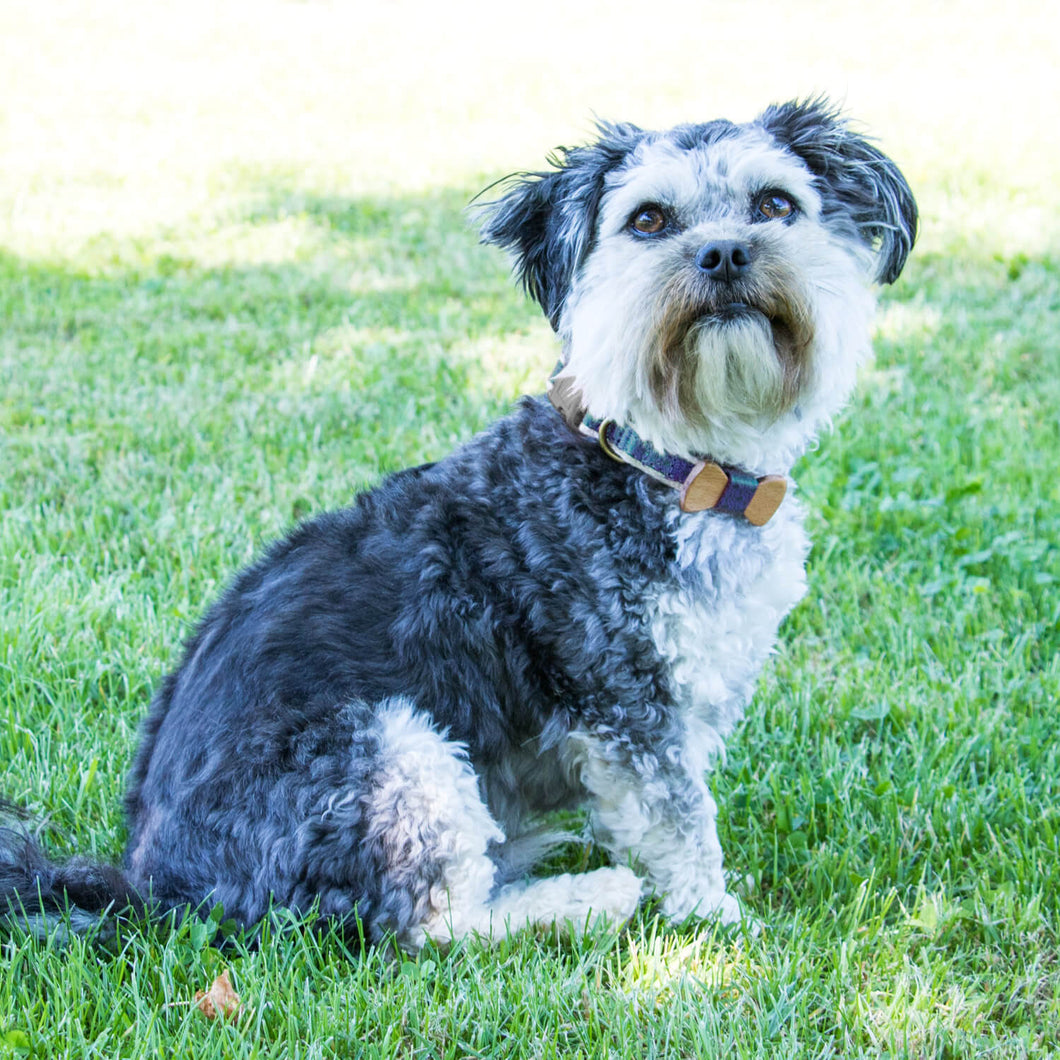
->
1, 1, 1058, 1056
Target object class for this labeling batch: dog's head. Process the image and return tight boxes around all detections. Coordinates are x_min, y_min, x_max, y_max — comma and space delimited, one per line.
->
480, 98, 917, 472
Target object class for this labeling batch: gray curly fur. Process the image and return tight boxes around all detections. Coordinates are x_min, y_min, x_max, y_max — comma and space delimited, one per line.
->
3, 399, 684, 942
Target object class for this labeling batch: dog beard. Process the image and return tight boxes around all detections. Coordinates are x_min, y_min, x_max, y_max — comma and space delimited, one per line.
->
647, 265, 815, 427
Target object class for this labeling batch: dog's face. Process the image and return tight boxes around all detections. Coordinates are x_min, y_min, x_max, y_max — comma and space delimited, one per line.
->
481, 99, 917, 472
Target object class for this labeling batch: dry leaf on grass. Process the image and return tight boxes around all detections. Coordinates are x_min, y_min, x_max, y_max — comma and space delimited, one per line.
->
194, 969, 243, 1021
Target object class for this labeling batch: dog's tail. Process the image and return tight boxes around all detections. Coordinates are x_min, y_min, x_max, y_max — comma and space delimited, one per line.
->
0, 813, 145, 941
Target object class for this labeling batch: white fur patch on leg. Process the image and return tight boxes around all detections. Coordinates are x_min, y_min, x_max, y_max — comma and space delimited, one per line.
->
570, 730, 743, 925
371, 702, 640, 950
370, 700, 501, 950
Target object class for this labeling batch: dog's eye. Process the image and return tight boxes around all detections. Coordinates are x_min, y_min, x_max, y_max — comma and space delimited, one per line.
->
629, 206, 669, 236
756, 192, 797, 221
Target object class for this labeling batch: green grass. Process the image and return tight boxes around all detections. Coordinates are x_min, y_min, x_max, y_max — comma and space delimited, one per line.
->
2, 1, 1059, 1056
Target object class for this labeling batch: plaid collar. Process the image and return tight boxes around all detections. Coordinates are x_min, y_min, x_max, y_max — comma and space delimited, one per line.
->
547, 365, 788, 525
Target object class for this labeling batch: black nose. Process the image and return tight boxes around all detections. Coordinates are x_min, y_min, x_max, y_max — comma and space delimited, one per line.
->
695, 240, 752, 282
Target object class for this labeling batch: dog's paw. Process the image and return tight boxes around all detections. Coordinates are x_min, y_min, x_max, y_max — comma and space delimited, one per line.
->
487, 865, 641, 938
589, 865, 643, 923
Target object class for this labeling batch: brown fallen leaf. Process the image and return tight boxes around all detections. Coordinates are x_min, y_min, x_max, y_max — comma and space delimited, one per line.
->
194, 969, 243, 1021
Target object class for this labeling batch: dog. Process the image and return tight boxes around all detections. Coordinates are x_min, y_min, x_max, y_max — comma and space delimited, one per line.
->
1, 97, 916, 951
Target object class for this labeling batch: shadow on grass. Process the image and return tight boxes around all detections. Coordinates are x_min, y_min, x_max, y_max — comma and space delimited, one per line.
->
0, 183, 555, 519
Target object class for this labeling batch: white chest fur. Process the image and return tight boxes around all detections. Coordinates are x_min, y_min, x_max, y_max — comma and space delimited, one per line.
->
650, 496, 810, 754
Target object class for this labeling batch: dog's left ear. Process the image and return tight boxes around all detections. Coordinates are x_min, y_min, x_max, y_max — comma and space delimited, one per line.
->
477, 123, 644, 330
759, 98, 918, 284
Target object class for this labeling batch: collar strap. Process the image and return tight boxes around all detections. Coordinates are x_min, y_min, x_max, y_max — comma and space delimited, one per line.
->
548, 368, 787, 524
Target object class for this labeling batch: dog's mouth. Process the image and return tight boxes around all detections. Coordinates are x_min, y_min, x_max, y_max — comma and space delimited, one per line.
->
705, 301, 803, 360
697, 291, 808, 363
648, 277, 815, 425
708, 300, 755, 322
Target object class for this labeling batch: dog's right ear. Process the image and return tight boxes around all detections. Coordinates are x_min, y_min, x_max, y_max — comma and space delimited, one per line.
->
758, 97, 918, 285
477, 124, 643, 331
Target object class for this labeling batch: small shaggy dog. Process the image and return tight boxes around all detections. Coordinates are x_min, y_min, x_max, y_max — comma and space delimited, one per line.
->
2, 98, 916, 950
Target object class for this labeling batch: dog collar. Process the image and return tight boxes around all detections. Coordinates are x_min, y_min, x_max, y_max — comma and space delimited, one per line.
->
547, 366, 787, 524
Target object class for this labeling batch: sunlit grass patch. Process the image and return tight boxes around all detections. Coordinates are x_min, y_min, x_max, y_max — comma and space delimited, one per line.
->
612, 924, 763, 1006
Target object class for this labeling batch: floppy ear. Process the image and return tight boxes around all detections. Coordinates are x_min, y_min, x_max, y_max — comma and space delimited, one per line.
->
477, 123, 644, 330
759, 98, 918, 284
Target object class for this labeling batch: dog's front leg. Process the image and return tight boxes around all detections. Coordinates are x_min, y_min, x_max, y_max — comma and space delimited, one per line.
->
574, 733, 742, 924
